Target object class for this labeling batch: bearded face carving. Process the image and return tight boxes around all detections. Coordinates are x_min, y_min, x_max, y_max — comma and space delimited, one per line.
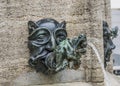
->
28, 18, 87, 74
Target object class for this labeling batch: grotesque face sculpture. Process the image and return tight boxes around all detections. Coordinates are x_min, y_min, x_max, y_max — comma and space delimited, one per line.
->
28, 18, 87, 74
28, 19, 67, 74
103, 21, 118, 68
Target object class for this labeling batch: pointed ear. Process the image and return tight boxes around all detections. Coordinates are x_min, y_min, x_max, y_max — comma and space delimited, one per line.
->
59, 21, 66, 29
28, 21, 38, 34
103, 21, 108, 27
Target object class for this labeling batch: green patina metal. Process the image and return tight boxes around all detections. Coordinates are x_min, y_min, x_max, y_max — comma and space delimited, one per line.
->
55, 34, 87, 72
28, 18, 87, 74
103, 21, 118, 68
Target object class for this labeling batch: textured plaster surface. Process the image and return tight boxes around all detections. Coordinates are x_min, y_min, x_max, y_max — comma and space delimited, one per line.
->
0, 0, 110, 86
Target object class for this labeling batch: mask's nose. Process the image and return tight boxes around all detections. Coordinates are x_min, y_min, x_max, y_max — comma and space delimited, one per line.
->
110, 44, 116, 50
46, 36, 56, 51
108, 39, 116, 50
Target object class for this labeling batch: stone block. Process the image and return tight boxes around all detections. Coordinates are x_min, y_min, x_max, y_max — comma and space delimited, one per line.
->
13, 69, 85, 86
0, 0, 111, 86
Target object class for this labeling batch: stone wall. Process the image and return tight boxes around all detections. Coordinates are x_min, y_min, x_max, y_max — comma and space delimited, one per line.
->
102, 0, 111, 25
102, 0, 113, 73
0, 0, 111, 86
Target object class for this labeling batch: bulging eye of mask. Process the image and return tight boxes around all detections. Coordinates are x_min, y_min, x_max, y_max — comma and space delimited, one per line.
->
54, 29, 67, 44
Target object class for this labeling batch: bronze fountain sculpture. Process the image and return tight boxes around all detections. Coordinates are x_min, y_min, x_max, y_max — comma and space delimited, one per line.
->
103, 21, 118, 68
28, 18, 87, 74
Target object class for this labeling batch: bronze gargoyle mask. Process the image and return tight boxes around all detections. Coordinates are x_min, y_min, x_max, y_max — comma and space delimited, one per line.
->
103, 21, 118, 68
28, 18, 87, 74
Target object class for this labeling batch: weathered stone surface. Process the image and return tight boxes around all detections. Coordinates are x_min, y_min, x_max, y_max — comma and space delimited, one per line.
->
0, 0, 111, 86
101, 0, 113, 73
13, 69, 85, 86
32, 82, 93, 86
92, 82, 104, 86
101, 0, 111, 26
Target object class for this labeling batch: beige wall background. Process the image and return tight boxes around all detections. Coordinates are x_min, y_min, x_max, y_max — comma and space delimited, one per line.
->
0, 0, 111, 86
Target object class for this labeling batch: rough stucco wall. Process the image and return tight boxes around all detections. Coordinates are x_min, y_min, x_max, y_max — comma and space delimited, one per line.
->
101, 0, 113, 73
0, 0, 109, 86
105, 0, 113, 73
102, 0, 111, 25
